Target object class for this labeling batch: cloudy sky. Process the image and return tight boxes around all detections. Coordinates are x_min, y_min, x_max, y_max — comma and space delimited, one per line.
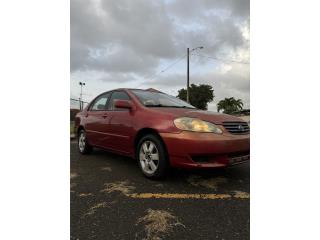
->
71, 0, 250, 111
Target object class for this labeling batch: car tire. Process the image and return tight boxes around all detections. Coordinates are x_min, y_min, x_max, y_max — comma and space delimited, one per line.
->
78, 129, 92, 154
136, 134, 169, 179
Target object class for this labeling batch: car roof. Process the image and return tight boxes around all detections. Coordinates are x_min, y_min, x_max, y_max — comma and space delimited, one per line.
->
112, 88, 163, 93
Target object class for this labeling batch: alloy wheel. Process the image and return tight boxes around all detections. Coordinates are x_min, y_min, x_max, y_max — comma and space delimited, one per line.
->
78, 131, 86, 152
139, 141, 159, 175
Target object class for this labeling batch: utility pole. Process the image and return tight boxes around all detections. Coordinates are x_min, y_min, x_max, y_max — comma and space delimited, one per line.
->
79, 82, 85, 110
186, 46, 204, 103
187, 48, 190, 103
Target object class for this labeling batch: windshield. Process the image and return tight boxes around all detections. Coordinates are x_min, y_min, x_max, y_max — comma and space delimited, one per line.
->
131, 90, 196, 109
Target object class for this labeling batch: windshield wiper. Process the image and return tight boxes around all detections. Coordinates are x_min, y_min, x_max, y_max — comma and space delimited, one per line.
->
145, 104, 195, 109
145, 104, 169, 107
172, 106, 196, 109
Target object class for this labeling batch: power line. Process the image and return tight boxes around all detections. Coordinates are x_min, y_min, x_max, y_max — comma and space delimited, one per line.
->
147, 54, 187, 80
191, 53, 250, 64
70, 98, 89, 104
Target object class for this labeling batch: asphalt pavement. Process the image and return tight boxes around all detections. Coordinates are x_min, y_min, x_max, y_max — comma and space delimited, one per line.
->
70, 140, 250, 240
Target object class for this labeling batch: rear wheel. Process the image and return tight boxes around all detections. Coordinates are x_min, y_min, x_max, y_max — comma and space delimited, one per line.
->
78, 129, 92, 154
137, 134, 168, 179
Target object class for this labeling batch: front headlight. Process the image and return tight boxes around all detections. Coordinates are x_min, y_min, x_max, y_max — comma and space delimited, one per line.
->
174, 117, 222, 134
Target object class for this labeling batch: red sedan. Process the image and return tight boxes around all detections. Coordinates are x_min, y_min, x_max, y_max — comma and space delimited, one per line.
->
75, 88, 250, 178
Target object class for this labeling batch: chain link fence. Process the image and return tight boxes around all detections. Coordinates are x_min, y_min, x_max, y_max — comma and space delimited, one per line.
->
70, 98, 89, 110
70, 98, 90, 137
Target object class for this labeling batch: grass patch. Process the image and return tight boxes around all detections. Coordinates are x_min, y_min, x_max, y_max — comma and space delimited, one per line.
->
101, 166, 112, 172
137, 209, 185, 240
82, 202, 113, 217
78, 193, 93, 197
70, 172, 78, 179
187, 175, 227, 190
101, 181, 135, 195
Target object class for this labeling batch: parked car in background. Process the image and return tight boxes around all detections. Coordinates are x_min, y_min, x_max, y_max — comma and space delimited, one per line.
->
75, 88, 250, 178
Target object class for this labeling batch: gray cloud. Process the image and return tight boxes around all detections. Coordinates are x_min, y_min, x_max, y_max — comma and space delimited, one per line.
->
71, 0, 249, 72
169, 0, 249, 19
71, 0, 177, 73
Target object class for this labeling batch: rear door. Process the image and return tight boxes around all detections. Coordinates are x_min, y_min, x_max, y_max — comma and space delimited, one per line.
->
85, 92, 111, 146
105, 91, 134, 154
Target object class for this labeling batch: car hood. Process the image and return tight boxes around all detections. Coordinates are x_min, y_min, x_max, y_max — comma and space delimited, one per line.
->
149, 108, 244, 124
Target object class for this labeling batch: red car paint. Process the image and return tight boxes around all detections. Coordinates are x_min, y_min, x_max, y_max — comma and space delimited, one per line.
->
75, 88, 249, 169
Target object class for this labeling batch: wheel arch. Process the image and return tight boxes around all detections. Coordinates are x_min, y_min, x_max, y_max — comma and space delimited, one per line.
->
134, 128, 169, 160
77, 125, 85, 136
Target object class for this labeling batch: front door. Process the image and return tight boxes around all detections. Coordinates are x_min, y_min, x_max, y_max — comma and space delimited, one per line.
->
105, 91, 134, 154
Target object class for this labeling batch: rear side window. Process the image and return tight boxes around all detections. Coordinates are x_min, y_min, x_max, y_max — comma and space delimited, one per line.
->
90, 93, 110, 111
107, 91, 130, 110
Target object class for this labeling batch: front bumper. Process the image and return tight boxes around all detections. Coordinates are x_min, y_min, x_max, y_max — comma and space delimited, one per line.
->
160, 131, 250, 169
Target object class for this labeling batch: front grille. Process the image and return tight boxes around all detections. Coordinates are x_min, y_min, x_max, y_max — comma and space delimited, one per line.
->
223, 121, 249, 134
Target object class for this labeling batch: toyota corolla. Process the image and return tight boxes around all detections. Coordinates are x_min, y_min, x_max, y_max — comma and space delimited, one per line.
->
75, 88, 250, 178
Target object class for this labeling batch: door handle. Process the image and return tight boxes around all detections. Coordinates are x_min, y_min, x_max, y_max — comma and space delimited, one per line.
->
102, 114, 108, 118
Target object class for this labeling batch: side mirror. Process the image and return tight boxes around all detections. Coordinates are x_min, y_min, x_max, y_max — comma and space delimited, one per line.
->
114, 100, 133, 109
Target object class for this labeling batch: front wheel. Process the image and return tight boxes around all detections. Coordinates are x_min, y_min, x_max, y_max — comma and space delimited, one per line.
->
78, 129, 92, 154
137, 134, 169, 179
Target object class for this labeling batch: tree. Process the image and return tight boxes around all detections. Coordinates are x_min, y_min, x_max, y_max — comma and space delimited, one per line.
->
177, 84, 214, 110
217, 97, 243, 114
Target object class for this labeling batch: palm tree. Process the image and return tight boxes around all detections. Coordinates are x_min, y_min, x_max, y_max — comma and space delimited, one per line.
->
217, 97, 243, 114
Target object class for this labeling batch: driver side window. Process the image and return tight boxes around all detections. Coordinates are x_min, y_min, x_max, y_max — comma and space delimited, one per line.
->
90, 93, 110, 111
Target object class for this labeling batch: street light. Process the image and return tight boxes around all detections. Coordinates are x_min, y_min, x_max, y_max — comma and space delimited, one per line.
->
79, 82, 85, 110
187, 46, 204, 103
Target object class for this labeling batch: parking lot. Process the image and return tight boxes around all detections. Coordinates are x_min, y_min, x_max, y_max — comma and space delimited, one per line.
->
70, 140, 250, 240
